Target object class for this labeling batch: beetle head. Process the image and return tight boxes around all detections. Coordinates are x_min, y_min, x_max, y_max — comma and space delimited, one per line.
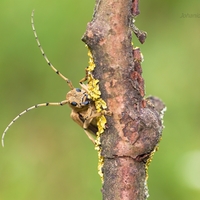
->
66, 88, 90, 111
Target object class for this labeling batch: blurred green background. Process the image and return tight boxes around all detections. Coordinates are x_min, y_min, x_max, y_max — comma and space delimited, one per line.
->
0, 0, 200, 199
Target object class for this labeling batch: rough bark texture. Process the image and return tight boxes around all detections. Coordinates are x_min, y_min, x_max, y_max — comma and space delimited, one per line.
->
82, 0, 165, 199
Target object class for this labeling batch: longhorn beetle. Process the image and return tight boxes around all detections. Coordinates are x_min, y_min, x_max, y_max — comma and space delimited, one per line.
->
1, 10, 110, 147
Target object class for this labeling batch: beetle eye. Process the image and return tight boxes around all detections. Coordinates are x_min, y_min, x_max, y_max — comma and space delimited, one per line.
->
71, 101, 77, 106
75, 88, 81, 92
82, 101, 90, 106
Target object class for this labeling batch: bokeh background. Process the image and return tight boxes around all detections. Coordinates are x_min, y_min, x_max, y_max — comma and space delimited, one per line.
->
0, 0, 200, 199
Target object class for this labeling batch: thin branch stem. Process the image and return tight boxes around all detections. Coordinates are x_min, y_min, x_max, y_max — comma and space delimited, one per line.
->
82, 0, 165, 199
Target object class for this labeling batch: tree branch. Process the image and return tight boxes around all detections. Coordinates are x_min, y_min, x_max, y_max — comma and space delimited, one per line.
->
82, 0, 165, 199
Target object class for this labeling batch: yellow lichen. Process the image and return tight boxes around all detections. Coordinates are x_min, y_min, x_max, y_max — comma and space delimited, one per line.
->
97, 115, 107, 133
86, 46, 108, 182
145, 138, 162, 181
87, 50, 95, 71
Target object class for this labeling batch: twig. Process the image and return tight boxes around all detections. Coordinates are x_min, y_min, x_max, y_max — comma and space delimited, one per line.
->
82, 0, 165, 199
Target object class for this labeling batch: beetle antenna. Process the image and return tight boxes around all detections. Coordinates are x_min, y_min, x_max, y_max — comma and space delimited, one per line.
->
1, 100, 68, 147
31, 10, 74, 89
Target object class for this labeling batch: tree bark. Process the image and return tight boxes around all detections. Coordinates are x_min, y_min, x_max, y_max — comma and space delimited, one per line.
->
82, 0, 165, 199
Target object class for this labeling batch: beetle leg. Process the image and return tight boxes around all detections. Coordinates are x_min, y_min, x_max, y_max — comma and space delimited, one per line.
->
83, 130, 95, 144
